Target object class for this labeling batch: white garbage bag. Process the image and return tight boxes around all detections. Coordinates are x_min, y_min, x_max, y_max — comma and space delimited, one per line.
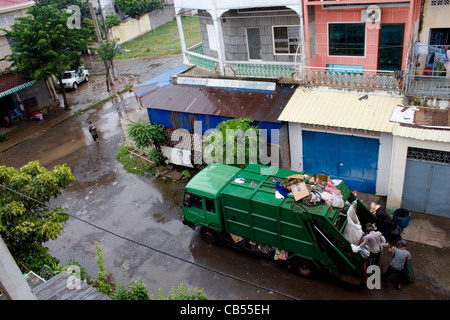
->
343, 201, 364, 244
320, 191, 344, 209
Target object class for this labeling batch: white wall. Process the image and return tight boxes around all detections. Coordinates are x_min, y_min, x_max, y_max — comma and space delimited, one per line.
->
377, 132, 393, 196
386, 136, 450, 212
288, 122, 303, 172
174, 0, 303, 15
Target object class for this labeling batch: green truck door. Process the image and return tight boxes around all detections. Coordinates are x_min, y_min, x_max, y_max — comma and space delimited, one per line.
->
184, 192, 221, 229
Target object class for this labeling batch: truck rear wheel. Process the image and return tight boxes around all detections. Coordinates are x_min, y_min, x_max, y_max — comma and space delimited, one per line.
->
291, 258, 316, 278
200, 227, 219, 245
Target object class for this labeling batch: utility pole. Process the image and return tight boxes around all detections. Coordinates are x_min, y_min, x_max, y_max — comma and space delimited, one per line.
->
0, 237, 37, 300
97, 0, 118, 80
89, 2, 114, 90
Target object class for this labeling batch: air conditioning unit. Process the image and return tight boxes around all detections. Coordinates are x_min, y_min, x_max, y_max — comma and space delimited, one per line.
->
361, 6, 381, 25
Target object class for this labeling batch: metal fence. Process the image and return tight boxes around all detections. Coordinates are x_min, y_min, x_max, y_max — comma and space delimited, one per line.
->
185, 44, 406, 92
405, 73, 450, 98
298, 66, 402, 92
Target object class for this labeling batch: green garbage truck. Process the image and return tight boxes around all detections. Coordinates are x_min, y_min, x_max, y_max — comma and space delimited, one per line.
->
181, 163, 375, 284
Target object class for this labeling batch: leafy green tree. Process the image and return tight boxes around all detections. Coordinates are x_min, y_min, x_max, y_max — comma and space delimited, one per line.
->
97, 39, 118, 91
106, 14, 121, 29
5, 5, 93, 109
204, 117, 263, 168
115, 0, 165, 19
35, 0, 92, 19
0, 161, 75, 250
128, 119, 168, 165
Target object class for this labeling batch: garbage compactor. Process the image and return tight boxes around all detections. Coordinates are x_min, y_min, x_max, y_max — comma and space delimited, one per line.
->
181, 163, 376, 285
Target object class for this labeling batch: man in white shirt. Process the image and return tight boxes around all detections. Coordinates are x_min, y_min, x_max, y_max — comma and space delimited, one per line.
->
358, 223, 387, 266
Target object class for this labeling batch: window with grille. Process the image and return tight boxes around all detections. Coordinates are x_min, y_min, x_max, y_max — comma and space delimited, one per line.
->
407, 147, 450, 164
430, 0, 449, 6
273, 26, 300, 54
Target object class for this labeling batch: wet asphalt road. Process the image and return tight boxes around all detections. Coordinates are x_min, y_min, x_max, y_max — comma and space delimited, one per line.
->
1, 54, 449, 302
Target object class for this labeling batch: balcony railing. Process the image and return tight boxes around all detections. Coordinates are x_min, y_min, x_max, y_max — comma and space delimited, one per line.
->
297, 66, 403, 92
185, 44, 403, 92
185, 43, 294, 78
405, 72, 450, 98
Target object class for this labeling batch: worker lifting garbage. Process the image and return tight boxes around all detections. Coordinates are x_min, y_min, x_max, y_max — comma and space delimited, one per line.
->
181, 163, 403, 285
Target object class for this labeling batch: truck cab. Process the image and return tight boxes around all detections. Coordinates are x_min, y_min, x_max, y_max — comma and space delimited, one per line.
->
182, 164, 240, 242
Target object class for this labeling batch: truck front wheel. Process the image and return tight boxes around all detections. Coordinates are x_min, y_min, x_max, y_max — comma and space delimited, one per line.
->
290, 258, 316, 278
200, 227, 219, 245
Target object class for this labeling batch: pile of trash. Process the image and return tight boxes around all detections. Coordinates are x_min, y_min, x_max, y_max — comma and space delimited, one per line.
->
274, 173, 367, 249
230, 234, 288, 261
274, 173, 346, 210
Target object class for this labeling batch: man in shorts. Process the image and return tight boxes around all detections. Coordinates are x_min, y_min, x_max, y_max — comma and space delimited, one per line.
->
89, 121, 99, 143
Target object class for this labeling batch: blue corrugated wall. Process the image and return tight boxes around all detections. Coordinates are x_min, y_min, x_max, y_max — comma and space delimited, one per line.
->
147, 108, 282, 144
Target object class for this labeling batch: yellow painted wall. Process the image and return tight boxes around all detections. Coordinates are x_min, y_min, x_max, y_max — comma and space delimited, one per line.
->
111, 15, 152, 44
419, 0, 450, 44
111, 6, 175, 44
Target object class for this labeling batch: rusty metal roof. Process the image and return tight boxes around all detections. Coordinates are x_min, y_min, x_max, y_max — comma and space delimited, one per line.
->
0, 72, 32, 92
139, 83, 296, 123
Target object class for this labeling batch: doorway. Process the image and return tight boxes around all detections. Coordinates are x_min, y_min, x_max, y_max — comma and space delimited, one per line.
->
378, 24, 404, 71
247, 28, 261, 60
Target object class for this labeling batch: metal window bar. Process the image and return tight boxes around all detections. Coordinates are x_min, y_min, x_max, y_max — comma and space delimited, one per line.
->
407, 147, 450, 164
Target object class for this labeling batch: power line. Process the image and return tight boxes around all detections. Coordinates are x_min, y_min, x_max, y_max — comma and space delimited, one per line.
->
0, 183, 299, 300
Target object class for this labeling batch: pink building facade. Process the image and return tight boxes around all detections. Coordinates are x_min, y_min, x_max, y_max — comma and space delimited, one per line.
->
304, 0, 422, 72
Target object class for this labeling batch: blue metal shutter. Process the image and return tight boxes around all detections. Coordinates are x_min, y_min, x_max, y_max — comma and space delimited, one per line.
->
302, 131, 379, 193
402, 159, 450, 217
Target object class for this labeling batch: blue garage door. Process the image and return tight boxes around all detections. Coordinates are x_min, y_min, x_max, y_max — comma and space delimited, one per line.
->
302, 131, 379, 193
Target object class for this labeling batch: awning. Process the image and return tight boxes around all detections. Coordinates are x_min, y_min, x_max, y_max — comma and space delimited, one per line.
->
0, 79, 36, 98
393, 123, 450, 143
278, 89, 404, 133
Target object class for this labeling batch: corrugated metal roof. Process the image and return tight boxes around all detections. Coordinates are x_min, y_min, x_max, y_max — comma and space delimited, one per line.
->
278, 89, 404, 133
0, 72, 33, 93
140, 83, 296, 123
32, 272, 111, 300
393, 123, 450, 143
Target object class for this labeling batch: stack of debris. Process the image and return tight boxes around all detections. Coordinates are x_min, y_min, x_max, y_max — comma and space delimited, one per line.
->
276, 173, 345, 210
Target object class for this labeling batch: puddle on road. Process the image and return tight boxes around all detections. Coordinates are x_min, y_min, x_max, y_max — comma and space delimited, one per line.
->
37, 138, 87, 167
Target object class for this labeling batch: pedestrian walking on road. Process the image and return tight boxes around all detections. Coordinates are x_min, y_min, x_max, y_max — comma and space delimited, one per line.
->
89, 121, 99, 143
357, 223, 387, 266
383, 240, 411, 289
